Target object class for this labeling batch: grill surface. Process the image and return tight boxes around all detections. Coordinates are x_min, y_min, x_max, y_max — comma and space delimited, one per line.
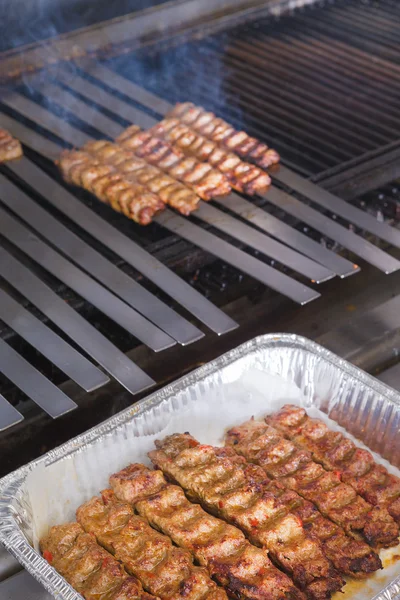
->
0, 0, 400, 465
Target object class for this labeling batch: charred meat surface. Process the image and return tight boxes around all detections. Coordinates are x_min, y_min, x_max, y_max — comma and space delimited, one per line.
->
0, 129, 23, 162
57, 148, 165, 225
76, 489, 227, 600
225, 419, 382, 578
110, 463, 305, 600
168, 103, 280, 169
116, 125, 231, 200
149, 434, 344, 600
226, 418, 398, 549
266, 405, 400, 525
83, 140, 201, 215
40, 522, 158, 600
149, 118, 271, 195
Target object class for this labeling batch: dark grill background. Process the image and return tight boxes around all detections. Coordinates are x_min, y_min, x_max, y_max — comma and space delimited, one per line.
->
110, 0, 400, 175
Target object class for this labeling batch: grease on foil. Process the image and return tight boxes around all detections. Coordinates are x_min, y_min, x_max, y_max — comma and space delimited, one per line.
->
1, 334, 400, 600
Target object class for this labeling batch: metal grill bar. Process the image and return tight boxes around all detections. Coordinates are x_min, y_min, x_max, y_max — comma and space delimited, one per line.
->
0, 338, 77, 419
0, 171, 204, 346
0, 115, 237, 337
78, 61, 400, 273
0, 394, 23, 432
0, 247, 155, 395
25, 82, 332, 285
264, 186, 400, 274
155, 210, 318, 305
52, 67, 358, 278
0, 208, 176, 352
0, 288, 109, 393
1, 97, 320, 305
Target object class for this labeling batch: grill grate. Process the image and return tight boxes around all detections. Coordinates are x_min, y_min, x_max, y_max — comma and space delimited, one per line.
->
109, 0, 400, 175
1, 0, 400, 431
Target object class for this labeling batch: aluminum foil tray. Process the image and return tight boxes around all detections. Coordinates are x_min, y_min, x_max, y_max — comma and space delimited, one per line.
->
0, 333, 400, 600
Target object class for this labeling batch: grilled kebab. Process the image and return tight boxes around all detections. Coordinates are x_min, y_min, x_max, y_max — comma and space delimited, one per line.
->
225, 418, 399, 549
58, 149, 165, 225
40, 522, 158, 600
77, 489, 227, 600
149, 434, 344, 600
0, 129, 23, 162
266, 405, 400, 525
110, 463, 306, 600
224, 419, 382, 578
116, 125, 231, 200
168, 103, 280, 169
149, 118, 271, 195
83, 140, 201, 215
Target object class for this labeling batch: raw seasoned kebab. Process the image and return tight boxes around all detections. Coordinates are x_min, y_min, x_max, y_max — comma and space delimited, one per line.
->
116, 125, 231, 200
149, 118, 271, 195
58, 149, 165, 225
224, 420, 382, 578
168, 103, 280, 169
110, 463, 305, 600
149, 434, 344, 600
225, 418, 399, 549
0, 129, 23, 162
83, 140, 201, 215
266, 405, 400, 525
40, 522, 158, 600
76, 488, 227, 600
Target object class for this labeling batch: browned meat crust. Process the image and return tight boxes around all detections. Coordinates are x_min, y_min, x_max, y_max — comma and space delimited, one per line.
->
76, 489, 227, 600
116, 126, 231, 201
168, 103, 280, 169
266, 405, 400, 525
149, 434, 344, 600
83, 140, 201, 216
225, 419, 382, 578
149, 118, 271, 195
57, 149, 165, 225
40, 522, 158, 600
0, 129, 23, 162
226, 417, 398, 549
110, 463, 305, 600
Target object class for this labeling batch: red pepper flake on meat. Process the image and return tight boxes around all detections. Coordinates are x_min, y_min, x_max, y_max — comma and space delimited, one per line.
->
43, 550, 53, 563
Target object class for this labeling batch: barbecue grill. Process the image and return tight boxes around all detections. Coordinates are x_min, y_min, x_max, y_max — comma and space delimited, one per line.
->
2, 0, 400, 595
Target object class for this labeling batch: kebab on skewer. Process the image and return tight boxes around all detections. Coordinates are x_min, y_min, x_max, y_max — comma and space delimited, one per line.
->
148, 434, 344, 600
266, 405, 400, 524
0, 129, 23, 162
116, 125, 232, 200
40, 522, 158, 600
167, 103, 280, 169
225, 418, 399, 549
76, 488, 227, 600
110, 463, 305, 600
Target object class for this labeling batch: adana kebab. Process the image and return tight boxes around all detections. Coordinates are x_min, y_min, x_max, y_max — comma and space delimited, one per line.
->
149, 434, 344, 600
168, 103, 280, 169
116, 125, 232, 200
82, 140, 200, 215
266, 405, 400, 525
58, 149, 165, 225
148, 118, 271, 195
0, 129, 23, 163
223, 419, 382, 577
110, 463, 305, 600
225, 419, 399, 549
76, 488, 227, 600
40, 522, 158, 600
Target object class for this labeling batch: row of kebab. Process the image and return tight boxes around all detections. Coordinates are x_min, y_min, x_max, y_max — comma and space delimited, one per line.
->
41, 405, 400, 600
1, 103, 280, 223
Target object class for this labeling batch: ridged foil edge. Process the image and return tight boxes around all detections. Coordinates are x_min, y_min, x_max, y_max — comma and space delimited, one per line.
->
1, 333, 400, 600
